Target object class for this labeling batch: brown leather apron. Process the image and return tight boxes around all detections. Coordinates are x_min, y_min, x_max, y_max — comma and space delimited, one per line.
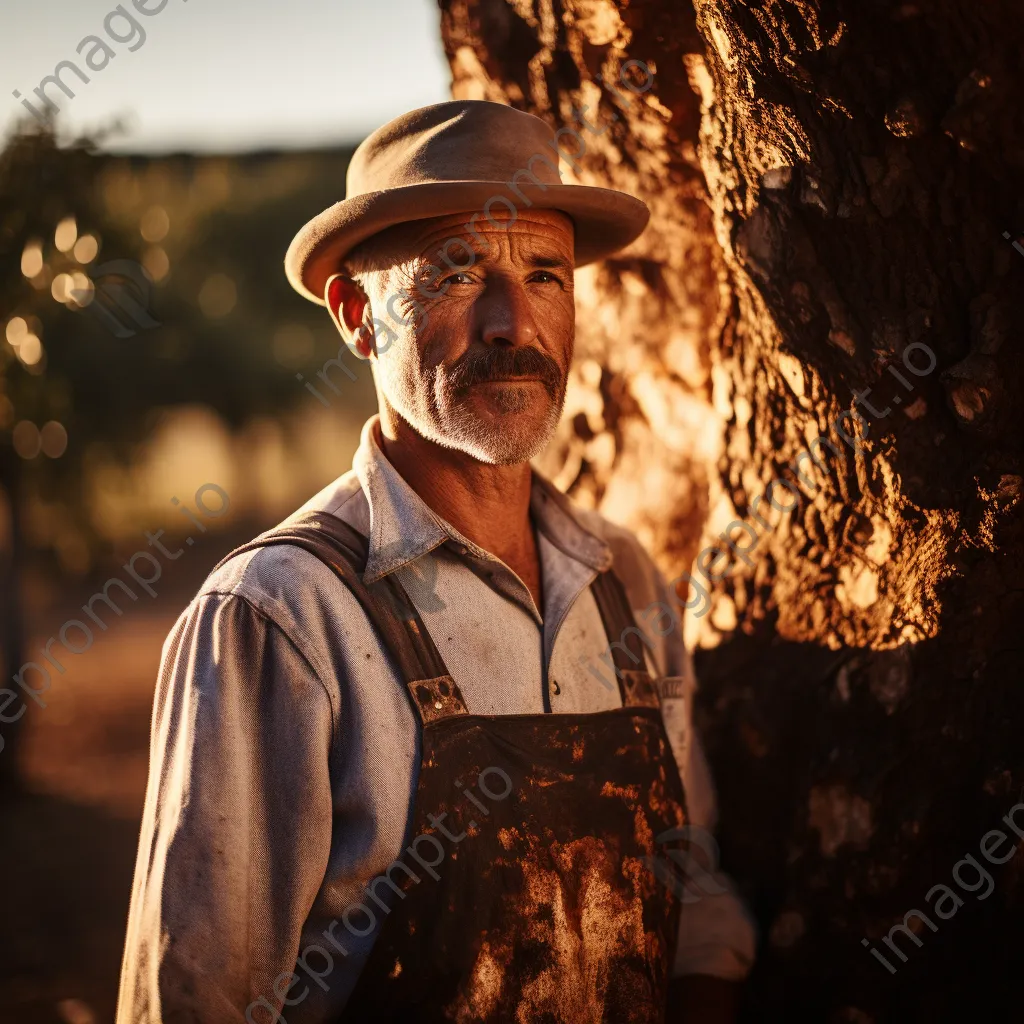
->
229, 511, 689, 1023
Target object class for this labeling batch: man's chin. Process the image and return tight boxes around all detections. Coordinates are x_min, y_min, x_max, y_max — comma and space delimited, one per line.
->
440, 402, 561, 466
463, 379, 548, 416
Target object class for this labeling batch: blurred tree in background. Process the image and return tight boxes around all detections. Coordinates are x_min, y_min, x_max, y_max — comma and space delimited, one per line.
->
0, 119, 142, 788
0, 118, 371, 788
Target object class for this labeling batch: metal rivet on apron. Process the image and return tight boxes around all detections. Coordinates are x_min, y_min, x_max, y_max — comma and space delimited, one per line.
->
551, 679, 560, 695
434, 701, 443, 710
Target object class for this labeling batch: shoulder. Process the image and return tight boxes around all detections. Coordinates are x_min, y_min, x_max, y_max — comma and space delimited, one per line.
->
569, 501, 666, 610
184, 471, 373, 661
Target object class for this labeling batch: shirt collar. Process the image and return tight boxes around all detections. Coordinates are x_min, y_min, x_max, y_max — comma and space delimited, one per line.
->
352, 415, 612, 584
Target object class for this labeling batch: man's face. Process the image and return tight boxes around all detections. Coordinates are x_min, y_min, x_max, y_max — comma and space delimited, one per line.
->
348, 208, 575, 466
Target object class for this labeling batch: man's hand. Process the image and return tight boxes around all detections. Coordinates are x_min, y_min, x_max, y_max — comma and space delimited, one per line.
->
665, 975, 741, 1023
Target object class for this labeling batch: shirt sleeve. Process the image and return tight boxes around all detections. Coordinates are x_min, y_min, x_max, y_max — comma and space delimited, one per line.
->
649, 569, 758, 982
116, 589, 336, 1024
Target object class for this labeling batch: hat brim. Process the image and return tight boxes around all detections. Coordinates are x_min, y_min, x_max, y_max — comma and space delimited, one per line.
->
284, 181, 649, 306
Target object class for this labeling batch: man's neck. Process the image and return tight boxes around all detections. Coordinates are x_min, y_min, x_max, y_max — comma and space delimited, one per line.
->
376, 417, 542, 610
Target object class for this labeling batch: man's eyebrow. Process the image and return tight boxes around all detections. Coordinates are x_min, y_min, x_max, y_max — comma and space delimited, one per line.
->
528, 254, 572, 270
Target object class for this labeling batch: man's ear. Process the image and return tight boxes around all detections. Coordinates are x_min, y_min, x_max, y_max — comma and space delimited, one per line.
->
325, 273, 375, 359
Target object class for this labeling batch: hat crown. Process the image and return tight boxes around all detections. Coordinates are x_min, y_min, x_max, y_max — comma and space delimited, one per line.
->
346, 100, 565, 196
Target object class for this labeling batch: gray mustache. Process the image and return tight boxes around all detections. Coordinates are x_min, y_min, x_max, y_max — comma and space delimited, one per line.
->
446, 346, 563, 397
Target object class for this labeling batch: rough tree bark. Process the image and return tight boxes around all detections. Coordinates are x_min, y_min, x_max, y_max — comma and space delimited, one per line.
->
438, 1, 1024, 1020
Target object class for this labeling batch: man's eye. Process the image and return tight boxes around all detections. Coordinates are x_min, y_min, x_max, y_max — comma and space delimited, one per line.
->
530, 271, 563, 286
442, 272, 474, 286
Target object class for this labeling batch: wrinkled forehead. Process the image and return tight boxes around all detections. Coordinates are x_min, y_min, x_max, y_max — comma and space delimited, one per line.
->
364, 208, 575, 271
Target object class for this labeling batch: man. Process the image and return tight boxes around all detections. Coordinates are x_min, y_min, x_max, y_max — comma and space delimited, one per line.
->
117, 100, 755, 1023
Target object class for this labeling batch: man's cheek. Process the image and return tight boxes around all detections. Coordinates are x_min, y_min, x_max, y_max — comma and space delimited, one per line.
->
532, 298, 574, 351
365, 317, 397, 356
421, 302, 473, 352
386, 291, 427, 332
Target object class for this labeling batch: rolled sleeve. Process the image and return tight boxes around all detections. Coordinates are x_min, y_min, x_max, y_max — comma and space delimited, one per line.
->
670, 727, 757, 980
116, 591, 336, 1023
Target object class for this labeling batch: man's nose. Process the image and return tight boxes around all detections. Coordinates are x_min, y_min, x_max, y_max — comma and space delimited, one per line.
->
475, 275, 540, 347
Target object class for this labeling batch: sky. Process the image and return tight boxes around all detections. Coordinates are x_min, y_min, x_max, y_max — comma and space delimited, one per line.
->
2, 0, 452, 153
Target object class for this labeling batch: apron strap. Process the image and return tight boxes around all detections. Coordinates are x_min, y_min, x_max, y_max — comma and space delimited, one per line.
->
210, 511, 453, 693
590, 568, 662, 709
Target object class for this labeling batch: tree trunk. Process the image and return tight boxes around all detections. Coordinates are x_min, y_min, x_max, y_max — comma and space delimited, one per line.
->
438, 1, 1024, 1019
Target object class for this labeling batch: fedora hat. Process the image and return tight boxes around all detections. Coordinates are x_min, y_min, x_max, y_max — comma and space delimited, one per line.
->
284, 100, 650, 305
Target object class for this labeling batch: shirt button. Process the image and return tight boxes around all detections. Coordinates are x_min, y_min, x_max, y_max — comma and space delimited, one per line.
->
550, 679, 561, 696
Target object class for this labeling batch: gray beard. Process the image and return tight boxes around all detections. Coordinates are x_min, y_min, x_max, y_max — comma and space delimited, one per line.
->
375, 350, 566, 465
437, 390, 565, 465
